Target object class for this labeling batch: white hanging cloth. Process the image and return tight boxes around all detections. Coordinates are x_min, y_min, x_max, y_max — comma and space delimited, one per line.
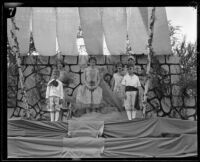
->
127, 7, 149, 54
79, 7, 104, 55
56, 7, 80, 56
32, 7, 57, 56
102, 7, 127, 55
148, 7, 172, 55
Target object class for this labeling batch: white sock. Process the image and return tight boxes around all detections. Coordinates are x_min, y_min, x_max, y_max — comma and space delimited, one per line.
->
55, 111, 59, 121
126, 110, 132, 120
50, 112, 54, 121
132, 110, 136, 119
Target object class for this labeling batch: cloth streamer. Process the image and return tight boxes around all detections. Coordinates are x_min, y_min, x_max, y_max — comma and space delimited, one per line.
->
102, 7, 127, 55
56, 7, 79, 56
79, 7, 103, 55
32, 7, 57, 56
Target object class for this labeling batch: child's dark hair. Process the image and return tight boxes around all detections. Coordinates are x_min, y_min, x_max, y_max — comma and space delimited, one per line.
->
104, 73, 112, 80
88, 56, 97, 64
127, 63, 134, 69
48, 79, 58, 87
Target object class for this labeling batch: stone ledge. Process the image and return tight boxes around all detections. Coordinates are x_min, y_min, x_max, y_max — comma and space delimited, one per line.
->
166, 55, 180, 64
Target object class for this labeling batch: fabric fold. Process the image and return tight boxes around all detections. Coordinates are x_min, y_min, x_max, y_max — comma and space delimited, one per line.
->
79, 7, 103, 55
56, 7, 79, 56
102, 7, 127, 55
32, 7, 57, 56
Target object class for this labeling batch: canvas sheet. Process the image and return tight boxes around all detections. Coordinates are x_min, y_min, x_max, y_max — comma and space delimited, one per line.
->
103, 134, 197, 158
148, 7, 172, 55
32, 7, 57, 56
79, 7, 103, 55
56, 8, 79, 56
8, 137, 104, 158
127, 7, 148, 54
103, 117, 197, 138
12, 7, 31, 56
102, 7, 127, 55
68, 120, 104, 138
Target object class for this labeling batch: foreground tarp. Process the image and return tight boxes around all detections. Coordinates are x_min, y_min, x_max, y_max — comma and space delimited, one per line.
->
32, 7, 57, 56
103, 135, 197, 158
56, 8, 79, 56
8, 117, 197, 158
8, 137, 104, 158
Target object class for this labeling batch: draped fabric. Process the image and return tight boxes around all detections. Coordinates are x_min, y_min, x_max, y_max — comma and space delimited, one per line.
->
79, 7, 103, 55
32, 7, 57, 56
56, 8, 79, 56
103, 135, 197, 158
148, 7, 172, 55
102, 7, 127, 55
13, 7, 31, 56
127, 7, 148, 54
8, 117, 197, 158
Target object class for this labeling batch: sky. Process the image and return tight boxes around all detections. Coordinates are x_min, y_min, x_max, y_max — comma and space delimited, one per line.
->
166, 7, 197, 43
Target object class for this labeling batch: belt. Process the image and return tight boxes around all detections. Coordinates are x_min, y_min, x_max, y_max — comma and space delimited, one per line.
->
125, 86, 138, 92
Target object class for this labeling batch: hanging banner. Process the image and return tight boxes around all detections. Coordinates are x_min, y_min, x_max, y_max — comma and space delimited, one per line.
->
32, 7, 57, 56
102, 7, 127, 55
79, 7, 103, 55
127, 7, 149, 54
148, 7, 172, 55
56, 7, 79, 56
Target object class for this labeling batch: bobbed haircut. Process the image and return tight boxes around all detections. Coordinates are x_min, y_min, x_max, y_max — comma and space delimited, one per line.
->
88, 56, 97, 64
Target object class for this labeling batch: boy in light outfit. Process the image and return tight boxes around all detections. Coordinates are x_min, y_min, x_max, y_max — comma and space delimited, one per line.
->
46, 69, 64, 121
121, 63, 143, 120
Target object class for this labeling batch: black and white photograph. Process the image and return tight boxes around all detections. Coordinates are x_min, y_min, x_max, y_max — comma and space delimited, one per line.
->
3, 2, 197, 159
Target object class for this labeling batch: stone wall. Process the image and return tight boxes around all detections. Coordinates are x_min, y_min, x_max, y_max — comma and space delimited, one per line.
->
7, 55, 197, 120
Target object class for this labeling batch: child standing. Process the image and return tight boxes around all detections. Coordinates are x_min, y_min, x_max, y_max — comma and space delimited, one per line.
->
121, 63, 143, 120
46, 69, 64, 121
112, 62, 125, 100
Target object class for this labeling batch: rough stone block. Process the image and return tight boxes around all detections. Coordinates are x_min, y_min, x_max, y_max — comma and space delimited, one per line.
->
150, 98, 160, 109
39, 66, 51, 75
137, 55, 148, 64
161, 65, 169, 73
71, 65, 81, 73
13, 107, 21, 116
23, 56, 37, 64
24, 74, 36, 90
161, 97, 171, 113
64, 56, 77, 65
7, 97, 17, 108
155, 55, 166, 64
184, 97, 196, 107
64, 65, 70, 72
170, 65, 181, 74
37, 56, 49, 64
171, 75, 180, 84
166, 55, 180, 64
147, 91, 156, 99
188, 116, 195, 121
26, 88, 40, 106
95, 55, 106, 65
49, 55, 58, 65
172, 85, 181, 96
186, 108, 196, 116
7, 108, 15, 119
78, 55, 89, 65
23, 66, 34, 77
106, 55, 120, 64
172, 96, 183, 107
107, 65, 115, 74
158, 110, 164, 117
